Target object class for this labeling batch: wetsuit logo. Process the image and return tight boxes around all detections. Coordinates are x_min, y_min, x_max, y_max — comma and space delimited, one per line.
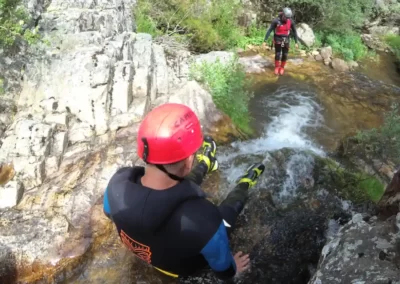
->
120, 230, 152, 264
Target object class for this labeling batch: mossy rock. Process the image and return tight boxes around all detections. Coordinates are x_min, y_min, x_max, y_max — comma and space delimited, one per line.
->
313, 155, 385, 204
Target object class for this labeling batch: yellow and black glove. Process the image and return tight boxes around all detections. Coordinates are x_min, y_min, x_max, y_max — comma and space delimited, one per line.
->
197, 136, 219, 173
236, 163, 265, 188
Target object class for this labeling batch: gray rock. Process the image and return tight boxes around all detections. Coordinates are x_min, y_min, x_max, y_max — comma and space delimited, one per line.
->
348, 60, 359, 70
45, 156, 60, 177
51, 131, 68, 157
315, 54, 323, 61
368, 25, 399, 37
320, 46, 333, 60
309, 215, 400, 283
311, 50, 320, 56
0, 209, 69, 267
297, 23, 315, 47
331, 58, 350, 72
194, 51, 235, 66
131, 33, 154, 98
44, 113, 69, 127
239, 55, 273, 73
152, 81, 224, 130
0, 181, 24, 209
362, 34, 389, 51
111, 61, 134, 116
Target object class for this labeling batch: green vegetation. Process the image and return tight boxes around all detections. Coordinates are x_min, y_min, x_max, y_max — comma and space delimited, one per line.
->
385, 35, 400, 61
189, 56, 253, 134
133, 0, 380, 61
133, 0, 265, 52
314, 156, 385, 204
0, 0, 39, 48
356, 104, 400, 165
312, 32, 368, 61
0, 78, 4, 95
286, 0, 375, 34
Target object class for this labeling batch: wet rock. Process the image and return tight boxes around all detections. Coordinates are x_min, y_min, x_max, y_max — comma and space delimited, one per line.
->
309, 213, 400, 284
297, 23, 315, 48
320, 46, 332, 61
239, 54, 273, 73
348, 60, 359, 70
331, 58, 350, 72
378, 168, 400, 219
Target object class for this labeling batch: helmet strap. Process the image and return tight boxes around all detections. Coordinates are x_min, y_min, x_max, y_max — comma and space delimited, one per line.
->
155, 164, 184, 181
141, 137, 184, 181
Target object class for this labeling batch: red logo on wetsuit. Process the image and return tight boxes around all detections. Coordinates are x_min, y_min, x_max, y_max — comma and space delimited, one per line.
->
120, 230, 152, 264
275, 19, 291, 36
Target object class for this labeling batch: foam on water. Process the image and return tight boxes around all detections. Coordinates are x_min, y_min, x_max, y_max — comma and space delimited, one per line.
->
218, 86, 326, 198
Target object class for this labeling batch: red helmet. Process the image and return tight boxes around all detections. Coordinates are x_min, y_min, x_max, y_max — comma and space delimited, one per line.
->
137, 103, 203, 164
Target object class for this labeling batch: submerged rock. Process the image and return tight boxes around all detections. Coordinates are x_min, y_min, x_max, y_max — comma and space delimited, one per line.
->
331, 58, 349, 72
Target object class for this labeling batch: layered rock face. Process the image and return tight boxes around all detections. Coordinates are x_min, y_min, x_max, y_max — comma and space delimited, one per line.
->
0, 0, 238, 282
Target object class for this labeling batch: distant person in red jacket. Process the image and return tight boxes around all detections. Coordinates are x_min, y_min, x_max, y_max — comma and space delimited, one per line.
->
263, 7, 299, 75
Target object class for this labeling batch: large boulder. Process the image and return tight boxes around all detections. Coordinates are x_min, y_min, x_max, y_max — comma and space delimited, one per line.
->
296, 23, 315, 48
309, 213, 400, 284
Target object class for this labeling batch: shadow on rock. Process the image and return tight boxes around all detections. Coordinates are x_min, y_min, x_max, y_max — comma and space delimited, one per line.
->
0, 246, 17, 283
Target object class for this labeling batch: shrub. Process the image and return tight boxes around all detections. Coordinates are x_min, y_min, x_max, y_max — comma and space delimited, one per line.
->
315, 156, 385, 204
314, 31, 368, 61
0, 0, 39, 48
133, 0, 267, 52
385, 35, 400, 61
287, 0, 375, 34
356, 104, 400, 165
0, 78, 4, 95
189, 56, 253, 133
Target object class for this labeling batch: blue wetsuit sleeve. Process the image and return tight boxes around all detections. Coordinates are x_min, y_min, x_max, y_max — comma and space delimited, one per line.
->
103, 187, 112, 219
200, 222, 236, 280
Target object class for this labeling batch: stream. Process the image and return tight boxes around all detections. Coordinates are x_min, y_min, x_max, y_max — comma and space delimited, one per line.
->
71, 53, 400, 284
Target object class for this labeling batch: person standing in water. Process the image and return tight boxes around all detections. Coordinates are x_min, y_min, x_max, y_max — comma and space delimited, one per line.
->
263, 7, 299, 75
103, 103, 266, 280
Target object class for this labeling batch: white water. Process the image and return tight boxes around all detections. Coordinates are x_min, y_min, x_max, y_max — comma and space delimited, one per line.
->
218, 85, 327, 199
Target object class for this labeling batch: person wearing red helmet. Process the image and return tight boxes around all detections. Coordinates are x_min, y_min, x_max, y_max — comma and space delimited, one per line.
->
103, 103, 265, 280
263, 7, 299, 75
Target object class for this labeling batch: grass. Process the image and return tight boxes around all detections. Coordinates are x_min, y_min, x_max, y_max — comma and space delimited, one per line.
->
133, 0, 266, 52
385, 35, 400, 60
358, 176, 385, 202
314, 156, 385, 204
312, 31, 368, 61
189, 56, 254, 134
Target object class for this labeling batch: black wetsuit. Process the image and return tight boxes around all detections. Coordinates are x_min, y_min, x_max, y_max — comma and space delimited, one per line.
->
103, 162, 249, 280
264, 17, 299, 63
